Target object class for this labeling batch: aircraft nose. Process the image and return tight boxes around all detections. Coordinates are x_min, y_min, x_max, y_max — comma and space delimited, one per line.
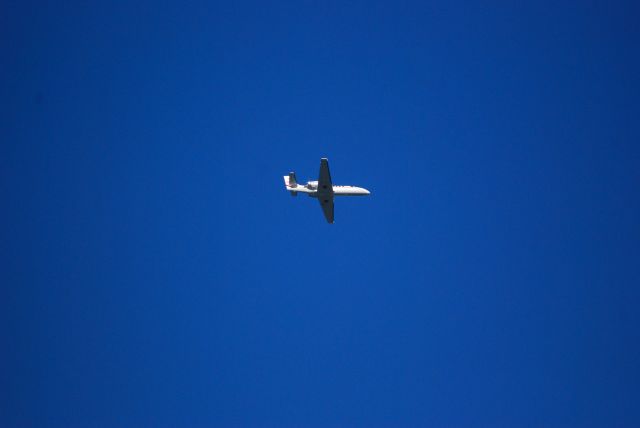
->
363, 188, 371, 195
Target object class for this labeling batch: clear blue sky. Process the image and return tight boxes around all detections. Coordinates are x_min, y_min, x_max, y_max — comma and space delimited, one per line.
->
2, 1, 640, 426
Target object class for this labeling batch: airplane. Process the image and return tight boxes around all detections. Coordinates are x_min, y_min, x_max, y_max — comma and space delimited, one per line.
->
283, 158, 370, 223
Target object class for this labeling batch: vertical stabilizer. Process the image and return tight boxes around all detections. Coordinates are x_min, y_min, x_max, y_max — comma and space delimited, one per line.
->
283, 173, 297, 187
283, 172, 298, 196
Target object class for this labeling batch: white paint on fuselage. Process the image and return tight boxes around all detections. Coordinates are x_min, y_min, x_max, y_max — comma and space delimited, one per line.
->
332, 185, 370, 196
289, 182, 369, 196
285, 180, 370, 197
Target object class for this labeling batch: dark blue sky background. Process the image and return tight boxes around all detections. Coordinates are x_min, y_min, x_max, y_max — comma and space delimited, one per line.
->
2, 1, 640, 426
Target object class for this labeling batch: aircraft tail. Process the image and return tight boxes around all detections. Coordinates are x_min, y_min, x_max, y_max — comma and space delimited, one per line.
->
283, 172, 298, 196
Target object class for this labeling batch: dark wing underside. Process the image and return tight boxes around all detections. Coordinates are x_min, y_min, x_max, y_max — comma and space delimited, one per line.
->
319, 197, 334, 223
317, 158, 334, 223
318, 158, 333, 191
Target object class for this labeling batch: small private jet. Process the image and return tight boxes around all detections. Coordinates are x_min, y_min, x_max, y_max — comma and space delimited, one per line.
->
283, 158, 370, 223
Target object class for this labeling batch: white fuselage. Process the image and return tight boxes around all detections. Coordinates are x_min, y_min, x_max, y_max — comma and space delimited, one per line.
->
291, 181, 370, 197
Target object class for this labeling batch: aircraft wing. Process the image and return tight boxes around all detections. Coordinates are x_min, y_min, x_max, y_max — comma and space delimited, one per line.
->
318, 197, 334, 223
318, 158, 333, 191
317, 158, 334, 223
